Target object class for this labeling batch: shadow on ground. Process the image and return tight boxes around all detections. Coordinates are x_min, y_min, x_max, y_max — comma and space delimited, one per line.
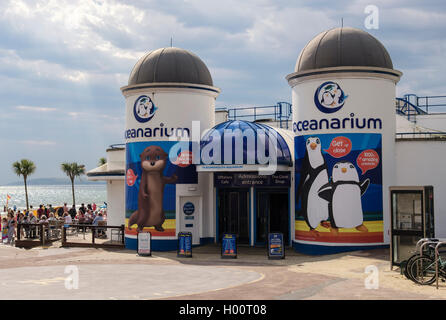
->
98, 243, 390, 268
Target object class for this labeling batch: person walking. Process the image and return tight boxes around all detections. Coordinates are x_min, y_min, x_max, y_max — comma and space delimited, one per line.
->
6, 213, 15, 245
37, 205, 44, 219
28, 213, 37, 238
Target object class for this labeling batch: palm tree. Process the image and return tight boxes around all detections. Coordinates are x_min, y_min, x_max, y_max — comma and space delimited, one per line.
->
61, 162, 85, 208
12, 159, 36, 211
98, 157, 106, 166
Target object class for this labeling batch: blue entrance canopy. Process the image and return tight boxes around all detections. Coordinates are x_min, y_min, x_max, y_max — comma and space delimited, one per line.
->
200, 120, 292, 166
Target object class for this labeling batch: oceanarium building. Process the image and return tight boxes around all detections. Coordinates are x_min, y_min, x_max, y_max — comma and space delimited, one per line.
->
88, 27, 446, 259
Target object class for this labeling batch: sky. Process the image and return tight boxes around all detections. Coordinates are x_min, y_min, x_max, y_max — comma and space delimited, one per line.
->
0, 0, 445, 185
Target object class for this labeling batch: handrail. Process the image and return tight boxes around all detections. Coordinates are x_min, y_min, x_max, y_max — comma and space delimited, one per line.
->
62, 224, 125, 247
395, 97, 427, 120
225, 102, 292, 129
419, 239, 441, 258
396, 132, 446, 139
396, 94, 446, 117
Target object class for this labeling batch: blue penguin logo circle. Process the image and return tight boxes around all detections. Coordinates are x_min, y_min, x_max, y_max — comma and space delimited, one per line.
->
133, 95, 157, 123
314, 81, 348, 114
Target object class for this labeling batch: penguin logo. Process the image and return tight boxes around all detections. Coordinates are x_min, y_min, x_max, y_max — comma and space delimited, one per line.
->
314, 81, 348, 114
318, 161, 370, 235
134, 95, 157, 123
296, 136, 330, 236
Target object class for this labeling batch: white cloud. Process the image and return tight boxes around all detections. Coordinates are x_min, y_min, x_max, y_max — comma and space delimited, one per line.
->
16, 105, 57, 112
0, 0, 445, 184
19, 140, 56, 146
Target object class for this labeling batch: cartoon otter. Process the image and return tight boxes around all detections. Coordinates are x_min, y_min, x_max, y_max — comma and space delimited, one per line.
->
128, 146, 177, 232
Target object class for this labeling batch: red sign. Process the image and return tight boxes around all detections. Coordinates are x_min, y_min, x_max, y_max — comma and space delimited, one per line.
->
324, 136, 352, 158
172, 151, 193, 168
126, 169, 138, 186
356, 149, 380, 175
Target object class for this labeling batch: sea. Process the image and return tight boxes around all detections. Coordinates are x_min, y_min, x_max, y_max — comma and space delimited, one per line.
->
0, 184, 107, 211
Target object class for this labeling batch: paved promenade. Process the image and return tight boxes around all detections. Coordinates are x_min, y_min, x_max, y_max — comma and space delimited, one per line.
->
0, 243, 445, 300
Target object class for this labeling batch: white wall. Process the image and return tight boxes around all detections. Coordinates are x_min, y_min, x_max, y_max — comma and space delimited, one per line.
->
107, 148, 125, 171
106, 180, 125, 227
395, 140, 446, 237
415, 114, 446, 132
215, 110, 228, 125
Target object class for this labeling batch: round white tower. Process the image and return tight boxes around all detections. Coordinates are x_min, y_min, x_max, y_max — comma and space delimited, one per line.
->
286, 27, 402, 254
121, 47, 220, 250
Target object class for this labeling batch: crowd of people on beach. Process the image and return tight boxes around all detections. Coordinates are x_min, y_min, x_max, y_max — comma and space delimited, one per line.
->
1, 202, 107, 245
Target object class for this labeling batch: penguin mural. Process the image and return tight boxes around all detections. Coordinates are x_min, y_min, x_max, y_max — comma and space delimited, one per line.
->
296, 137, 330, 235
318, 161, 370, 234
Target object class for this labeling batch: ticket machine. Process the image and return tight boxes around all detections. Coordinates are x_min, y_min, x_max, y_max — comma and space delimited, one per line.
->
179, 196, 201, 245
390, 186, 434, 267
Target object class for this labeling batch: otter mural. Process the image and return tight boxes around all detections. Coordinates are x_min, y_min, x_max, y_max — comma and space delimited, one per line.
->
128, 146, 178, 232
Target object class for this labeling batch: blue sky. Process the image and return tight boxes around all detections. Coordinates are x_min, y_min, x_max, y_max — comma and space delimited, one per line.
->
0, 0, 445, 184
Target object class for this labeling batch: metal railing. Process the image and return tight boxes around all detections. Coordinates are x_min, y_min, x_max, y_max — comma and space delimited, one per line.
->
16, 222, 63, 247
225, 102, 292, 129
396, 94, 446, 122
395, 97, 427, 122
395, 132, 446, 139
62, 224, 125, 248
415, 95, 446, 114
109, 143, 125, 149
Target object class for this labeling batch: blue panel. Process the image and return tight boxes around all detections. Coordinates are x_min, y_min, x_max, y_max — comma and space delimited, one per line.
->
126, 237, 178, 251
126, 237, 215, 251
292, 241, 389, 255
199, 237, 215, 245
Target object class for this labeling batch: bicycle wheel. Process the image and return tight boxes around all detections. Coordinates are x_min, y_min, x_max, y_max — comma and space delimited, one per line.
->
404, 254, 420, 280
405, 254, 433, 281
408, 256, 437, 285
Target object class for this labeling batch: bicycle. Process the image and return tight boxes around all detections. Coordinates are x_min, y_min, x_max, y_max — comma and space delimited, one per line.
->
408, 253, 446, 285
401, 239, 439, 281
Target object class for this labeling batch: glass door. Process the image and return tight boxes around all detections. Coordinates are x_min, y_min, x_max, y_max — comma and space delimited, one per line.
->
256, 193, 269, 244
390, 189, 424, 266
217, 188, 249, 244
256, 189, 289, 245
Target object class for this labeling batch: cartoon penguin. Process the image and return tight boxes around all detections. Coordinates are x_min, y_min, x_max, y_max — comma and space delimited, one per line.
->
321, 91, 334, 107
332, 86, 342, 106
318, 161, 370, 233
296, 137, 330, 235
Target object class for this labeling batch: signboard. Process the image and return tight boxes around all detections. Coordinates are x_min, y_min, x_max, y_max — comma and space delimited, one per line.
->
137, 231, 151, 256
214, 172, 291, 188
177, 232, 192, 258
268, 233, 284, 259
221, 233, 237, 259
183, 202, 195, 215
295, 133, 383, 246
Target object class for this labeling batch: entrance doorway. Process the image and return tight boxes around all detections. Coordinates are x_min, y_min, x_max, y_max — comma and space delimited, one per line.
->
217, 188, 250, 244
256, 189, 289, 245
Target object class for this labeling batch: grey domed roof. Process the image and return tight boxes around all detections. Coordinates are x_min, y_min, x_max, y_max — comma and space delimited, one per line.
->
128, 47, 213, 86
295, 27, 394, 72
